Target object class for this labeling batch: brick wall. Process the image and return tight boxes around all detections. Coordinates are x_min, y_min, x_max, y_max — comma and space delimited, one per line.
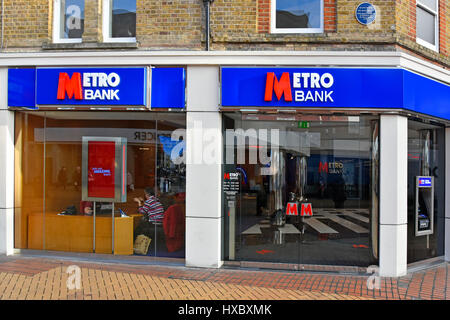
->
1, 0, 49, 48
135, 0, 202, 49
324, 0, 337, 32
439, 0, 448, 55
257, 0, 270, 33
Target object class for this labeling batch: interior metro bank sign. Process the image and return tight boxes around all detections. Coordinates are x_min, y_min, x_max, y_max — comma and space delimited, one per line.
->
36, 67, 147, 106
221, 67, 406, 108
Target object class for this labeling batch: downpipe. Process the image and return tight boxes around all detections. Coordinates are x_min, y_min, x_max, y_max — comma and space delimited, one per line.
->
203, 0, 214, 51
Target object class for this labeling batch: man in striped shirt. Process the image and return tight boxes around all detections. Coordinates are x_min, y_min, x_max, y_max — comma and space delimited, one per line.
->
134, 187, 165, 222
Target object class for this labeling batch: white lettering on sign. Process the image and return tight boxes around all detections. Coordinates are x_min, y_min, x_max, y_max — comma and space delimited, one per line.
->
291, 73, 334, 89
85, 89, 120, 101
82, 72, 121, 100
288, 72, 335, 103
295, 90, 334, 102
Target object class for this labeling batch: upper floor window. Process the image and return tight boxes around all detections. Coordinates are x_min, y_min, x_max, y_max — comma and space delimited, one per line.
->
416, 0, 439, 51
103, 0, 136, 43
271, 0, 323, 34
53, 0, 85, 43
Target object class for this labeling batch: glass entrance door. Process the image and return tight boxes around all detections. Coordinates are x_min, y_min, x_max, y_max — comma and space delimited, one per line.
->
223, 113, 379, 268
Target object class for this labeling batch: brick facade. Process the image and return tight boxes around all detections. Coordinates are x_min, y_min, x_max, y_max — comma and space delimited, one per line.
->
0, 0, 447, 67
257, 0, 270, 33
324, 0, 337, 33
439, 0, 448, 55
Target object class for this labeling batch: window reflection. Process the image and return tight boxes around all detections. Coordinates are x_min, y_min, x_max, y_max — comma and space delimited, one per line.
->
224, 114, 379, 268
407, 120, 445, 263
111, 0, 136, 38
275, 0, 322, 29
62, 0, 85, 39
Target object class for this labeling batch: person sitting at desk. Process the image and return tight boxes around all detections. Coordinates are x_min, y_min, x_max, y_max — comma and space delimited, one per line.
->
134, 187, 165, 223
133, 187, 165, 242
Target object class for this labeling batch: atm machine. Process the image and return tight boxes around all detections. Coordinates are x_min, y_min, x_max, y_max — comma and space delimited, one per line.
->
415, 176, 434, 236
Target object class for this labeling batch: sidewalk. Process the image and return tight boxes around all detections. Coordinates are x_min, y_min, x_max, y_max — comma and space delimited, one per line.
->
0, 255, 448, 300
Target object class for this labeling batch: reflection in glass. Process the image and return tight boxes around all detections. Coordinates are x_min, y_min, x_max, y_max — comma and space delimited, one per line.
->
61, 0, 85, 39
111, 0, 136, 38
416, 6, 436, 45
419, 0, 437, 11
407, 120, 445, 263
276, 0, 321, 29
223, 114, 379, 268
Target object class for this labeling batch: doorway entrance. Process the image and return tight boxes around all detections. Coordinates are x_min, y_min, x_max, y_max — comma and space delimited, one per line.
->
223, 112, 379, 268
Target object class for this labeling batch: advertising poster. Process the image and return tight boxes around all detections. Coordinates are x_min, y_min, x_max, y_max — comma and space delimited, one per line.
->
87, 141, 116, 199
82, 137, 127, 203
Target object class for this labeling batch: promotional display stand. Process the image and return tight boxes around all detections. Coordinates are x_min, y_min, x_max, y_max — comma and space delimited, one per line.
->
82, 137, 127, 254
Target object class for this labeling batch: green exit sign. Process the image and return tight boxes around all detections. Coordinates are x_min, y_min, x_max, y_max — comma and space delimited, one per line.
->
298, 121, 310, 128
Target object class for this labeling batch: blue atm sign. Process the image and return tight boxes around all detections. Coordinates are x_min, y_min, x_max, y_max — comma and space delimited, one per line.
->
418, 177, 432, 187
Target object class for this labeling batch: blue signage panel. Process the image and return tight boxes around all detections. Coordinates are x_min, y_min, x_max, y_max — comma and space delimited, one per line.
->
8, 68, 37, 108
222, 67, 403, 109
36, 67, 147, 106
418, 177, 432, 187
151, 68, 185, 109
355, 3, 376, 25
403, 70, 450, 121
221, 67, 450, 121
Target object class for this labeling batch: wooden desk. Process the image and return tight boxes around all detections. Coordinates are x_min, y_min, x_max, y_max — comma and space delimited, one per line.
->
28, 212, 134, 255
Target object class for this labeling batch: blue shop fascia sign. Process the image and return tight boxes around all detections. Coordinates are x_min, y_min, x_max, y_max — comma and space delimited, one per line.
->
8, 67, 185, 109
221, 67, 450, 121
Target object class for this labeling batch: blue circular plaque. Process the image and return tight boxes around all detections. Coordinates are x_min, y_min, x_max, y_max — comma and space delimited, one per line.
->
355, 3, 376, 25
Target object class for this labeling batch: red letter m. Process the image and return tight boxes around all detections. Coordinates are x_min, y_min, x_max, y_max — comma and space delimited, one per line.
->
319, 161, 328, 173
301, 203, 313, 217
57, 72, 83, 100
286, 202, 298, 216
264, 72, 293, 102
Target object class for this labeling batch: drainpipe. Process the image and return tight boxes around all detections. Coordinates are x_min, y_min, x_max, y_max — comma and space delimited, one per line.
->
203, 0, 214, 51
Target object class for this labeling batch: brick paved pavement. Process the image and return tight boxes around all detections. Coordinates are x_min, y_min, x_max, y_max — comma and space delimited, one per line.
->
0, 256, 448, 300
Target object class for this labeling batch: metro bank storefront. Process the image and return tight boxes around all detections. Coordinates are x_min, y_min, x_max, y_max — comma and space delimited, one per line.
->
8, 67, 188, 259
1, 53, 450, 278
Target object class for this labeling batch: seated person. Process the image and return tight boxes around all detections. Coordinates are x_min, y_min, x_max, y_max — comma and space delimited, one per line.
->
163, 192, 186, 253
133, 187, 165, 242
134, 187, 165, 223
80, 201, 93, 215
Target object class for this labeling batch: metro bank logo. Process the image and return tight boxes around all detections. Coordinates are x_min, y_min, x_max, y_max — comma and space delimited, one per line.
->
286, 202, 313, 217
57, 72, 121, 101
264, 72, 335, 103
35, 67, 147, 106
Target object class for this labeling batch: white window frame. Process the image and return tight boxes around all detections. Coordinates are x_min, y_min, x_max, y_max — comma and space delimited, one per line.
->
102, 0, 136, 43
270, 0, 324, 34
416, 0, 439, 52
53, 0, 83, 43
